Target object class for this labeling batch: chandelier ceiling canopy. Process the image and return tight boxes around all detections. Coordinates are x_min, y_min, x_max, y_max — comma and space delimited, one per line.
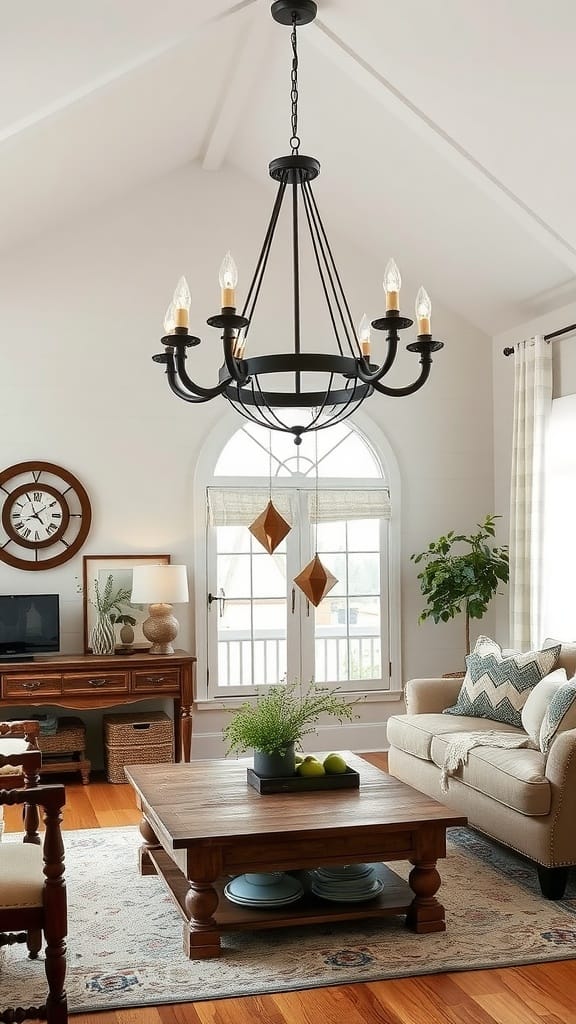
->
153, 0, 444, 445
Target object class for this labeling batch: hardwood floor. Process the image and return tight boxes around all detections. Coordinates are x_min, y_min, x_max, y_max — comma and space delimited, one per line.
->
4, 752, 576, 1024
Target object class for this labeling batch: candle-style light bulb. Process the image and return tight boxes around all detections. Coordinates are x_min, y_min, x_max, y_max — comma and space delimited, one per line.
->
415, 286, 432, 335
163, 301, 176, 335
383, 258, 401, 312
358, 312, 371, 357
172, 276, 191, 329
219, 251, 238, 307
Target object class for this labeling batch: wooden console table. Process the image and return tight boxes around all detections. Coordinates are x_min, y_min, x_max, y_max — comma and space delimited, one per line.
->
0, 649, 195, 766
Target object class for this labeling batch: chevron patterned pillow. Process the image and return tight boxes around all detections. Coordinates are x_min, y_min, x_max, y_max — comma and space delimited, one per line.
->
442, 636, 562, 727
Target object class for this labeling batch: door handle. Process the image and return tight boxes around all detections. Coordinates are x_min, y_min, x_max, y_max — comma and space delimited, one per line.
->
208, 588, 226, 617
291, 587, 295, 614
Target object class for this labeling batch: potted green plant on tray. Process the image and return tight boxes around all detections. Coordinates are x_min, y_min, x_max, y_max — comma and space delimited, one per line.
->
411, 513, 509, 662
222, 681, 359, 778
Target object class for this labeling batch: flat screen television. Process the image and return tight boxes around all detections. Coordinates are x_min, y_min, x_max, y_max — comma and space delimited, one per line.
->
0, 594, 60, 661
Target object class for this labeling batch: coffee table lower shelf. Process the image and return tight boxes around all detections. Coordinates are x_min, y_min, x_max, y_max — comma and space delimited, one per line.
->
148, 847, 414, 956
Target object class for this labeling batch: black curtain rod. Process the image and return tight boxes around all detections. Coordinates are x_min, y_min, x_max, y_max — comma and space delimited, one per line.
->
503, 323, 576, 356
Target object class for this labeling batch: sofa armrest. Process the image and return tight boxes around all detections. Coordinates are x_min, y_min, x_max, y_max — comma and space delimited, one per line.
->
404, 677, 463, 714
544, 729, 576, 788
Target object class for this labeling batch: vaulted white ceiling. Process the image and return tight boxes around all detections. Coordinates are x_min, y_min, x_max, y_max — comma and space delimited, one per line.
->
2, 0, 576, 334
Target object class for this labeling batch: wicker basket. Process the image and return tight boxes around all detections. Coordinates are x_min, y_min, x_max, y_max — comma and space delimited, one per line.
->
37, 717, 86, 755
103, 711, 174, 784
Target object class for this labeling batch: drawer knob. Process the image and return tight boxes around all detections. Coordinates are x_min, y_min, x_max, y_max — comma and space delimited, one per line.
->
144, 675, 167, 685
88, 677, 107, 688
21, 680, 42, 691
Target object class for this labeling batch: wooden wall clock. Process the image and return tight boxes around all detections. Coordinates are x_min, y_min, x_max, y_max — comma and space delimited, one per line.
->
0, 461, 92, 570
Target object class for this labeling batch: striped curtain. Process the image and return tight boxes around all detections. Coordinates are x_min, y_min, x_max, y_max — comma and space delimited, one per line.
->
509, 335, 552, 650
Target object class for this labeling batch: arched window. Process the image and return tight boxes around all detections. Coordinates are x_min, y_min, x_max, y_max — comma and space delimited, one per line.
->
194, 414, 401, 698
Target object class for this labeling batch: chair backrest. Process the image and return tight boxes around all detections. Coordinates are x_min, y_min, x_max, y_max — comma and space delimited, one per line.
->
0, 768, 67, 1024
0, 719, 41, 747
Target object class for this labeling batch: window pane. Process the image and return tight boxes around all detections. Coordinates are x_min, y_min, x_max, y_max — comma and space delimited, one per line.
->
348, 553, 380, 595
347, 519, 379, 551
252, 554, 286, 598
316, 522, 347, 552
217, 554, 251, 598
217, 525, 251, 553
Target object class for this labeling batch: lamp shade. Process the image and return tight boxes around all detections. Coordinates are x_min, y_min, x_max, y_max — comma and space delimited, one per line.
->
130, 564, 189, 605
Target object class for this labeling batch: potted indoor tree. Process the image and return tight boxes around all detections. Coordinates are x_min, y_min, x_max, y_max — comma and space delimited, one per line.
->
222, 681, 359, 777
411, 513, 509, 661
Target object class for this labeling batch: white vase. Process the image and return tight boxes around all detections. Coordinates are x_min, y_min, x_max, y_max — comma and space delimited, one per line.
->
90, 613, 115, 655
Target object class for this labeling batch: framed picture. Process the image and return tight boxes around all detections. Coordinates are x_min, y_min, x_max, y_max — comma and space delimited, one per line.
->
82, 554, 170, 654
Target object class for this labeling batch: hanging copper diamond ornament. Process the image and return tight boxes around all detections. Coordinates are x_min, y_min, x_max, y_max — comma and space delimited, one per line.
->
249, 500, 291, 554
293, 554, 338, 607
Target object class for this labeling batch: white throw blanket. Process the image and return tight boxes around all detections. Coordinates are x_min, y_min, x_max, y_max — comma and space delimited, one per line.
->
440, 731, 537, 793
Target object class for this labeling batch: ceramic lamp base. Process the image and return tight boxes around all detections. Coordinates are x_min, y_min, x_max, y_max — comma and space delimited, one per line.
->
142, 602, 179, 655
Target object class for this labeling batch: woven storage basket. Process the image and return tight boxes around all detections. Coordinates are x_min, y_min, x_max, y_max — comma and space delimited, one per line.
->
38, 716, 86, 755
103, 711, 174, 784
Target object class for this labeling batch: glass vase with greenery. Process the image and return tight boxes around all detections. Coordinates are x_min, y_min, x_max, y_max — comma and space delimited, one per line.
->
222, 681, 360, 771
411, 514, 510, 657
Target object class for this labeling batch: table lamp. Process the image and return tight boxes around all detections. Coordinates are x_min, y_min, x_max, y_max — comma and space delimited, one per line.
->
130, 564, 189, 655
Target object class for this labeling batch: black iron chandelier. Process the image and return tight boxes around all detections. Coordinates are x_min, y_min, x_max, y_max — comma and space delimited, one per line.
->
153, 0, 444, 445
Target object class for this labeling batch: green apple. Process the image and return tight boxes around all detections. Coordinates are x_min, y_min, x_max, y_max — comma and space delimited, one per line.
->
294, 753, 304, 765
297, 756, 326, 777
323, 752, 348, 774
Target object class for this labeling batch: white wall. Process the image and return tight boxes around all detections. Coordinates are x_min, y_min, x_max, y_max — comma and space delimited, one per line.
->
0, 160, 494, 761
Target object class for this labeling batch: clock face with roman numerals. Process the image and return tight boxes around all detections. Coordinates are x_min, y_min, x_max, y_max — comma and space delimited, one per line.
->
0, 462, 91, 570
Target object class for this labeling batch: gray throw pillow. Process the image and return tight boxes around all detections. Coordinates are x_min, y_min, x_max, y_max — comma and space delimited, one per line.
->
443, 635, 562, 728
540, 684, 576, 753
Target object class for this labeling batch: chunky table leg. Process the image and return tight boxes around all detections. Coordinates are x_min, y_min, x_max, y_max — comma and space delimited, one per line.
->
138, 816, 161, 876
406, 858, 445, 933
183, 881, 221, 958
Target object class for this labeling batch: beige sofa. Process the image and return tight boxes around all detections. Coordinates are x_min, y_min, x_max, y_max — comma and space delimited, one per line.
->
387, 645, 576, 899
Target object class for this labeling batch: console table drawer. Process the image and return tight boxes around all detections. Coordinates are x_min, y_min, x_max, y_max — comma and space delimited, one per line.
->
3, 674, 62, 697
63, 672, 129, 695
131, 668, 181, 693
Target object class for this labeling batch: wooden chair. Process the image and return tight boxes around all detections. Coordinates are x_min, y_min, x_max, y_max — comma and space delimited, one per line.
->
0, 720, 41, 842
0, 751, 67, 1024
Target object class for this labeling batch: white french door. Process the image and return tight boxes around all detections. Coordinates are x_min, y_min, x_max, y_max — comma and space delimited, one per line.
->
206, 489, 389, 697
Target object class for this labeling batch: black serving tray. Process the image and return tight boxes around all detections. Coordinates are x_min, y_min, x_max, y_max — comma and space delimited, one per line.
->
247, 766, 360, 794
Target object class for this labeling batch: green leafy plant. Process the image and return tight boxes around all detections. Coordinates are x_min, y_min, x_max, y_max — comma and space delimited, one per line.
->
222, 681, 360, 757
91, 574, 133, 618
411, 514, 509, 657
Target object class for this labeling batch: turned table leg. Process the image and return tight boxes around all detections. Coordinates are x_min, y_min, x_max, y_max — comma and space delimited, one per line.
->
183, 881, 221, 959
138, 816, 161, 876
406, 858, 445, 933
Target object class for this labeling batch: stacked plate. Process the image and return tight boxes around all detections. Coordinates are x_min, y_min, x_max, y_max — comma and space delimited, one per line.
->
224, 871, 304, 908
311, 863, 383, 902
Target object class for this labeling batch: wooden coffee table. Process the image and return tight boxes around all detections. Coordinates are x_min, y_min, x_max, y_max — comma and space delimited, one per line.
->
125, 752, 466, 959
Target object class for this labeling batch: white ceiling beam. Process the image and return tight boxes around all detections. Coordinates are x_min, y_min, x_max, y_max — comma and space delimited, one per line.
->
310, 17, 576, 273
0, 0, 257, 149
202, 8, 274, 171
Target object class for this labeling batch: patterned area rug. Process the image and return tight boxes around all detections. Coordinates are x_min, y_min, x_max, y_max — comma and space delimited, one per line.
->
2, 826, 576, 1012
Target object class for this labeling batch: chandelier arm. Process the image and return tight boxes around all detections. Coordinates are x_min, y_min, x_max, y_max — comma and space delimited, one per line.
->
241, 179, 288, 324
356, 333, 400, 384
157, 348, 231, 403
292, 175, 302, 396
299, 181, 346, 356
369, 358, 433, 397
304, 180, 361, 357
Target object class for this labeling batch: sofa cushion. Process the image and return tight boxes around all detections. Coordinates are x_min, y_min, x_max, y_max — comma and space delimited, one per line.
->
430, 733, 550, 815
540, 684, 576, 753
443, 636, 561, 727
387, 712, 520, 763
521, 669, 568, 744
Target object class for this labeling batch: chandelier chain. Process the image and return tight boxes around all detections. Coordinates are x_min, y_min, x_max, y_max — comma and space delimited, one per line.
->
290, 16, 300, 153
